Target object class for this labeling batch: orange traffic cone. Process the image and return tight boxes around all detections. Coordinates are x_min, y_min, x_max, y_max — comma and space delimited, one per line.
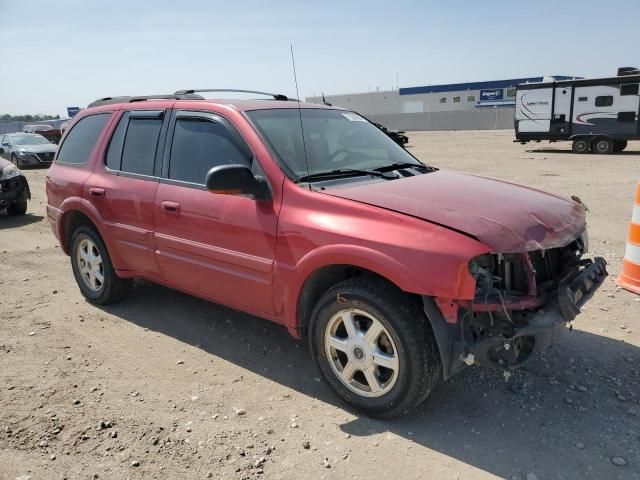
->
618, 180, 640, 295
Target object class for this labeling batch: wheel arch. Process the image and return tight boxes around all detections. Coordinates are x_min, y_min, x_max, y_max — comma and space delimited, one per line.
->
286, 245, 428, 339
57, 199, 125, 270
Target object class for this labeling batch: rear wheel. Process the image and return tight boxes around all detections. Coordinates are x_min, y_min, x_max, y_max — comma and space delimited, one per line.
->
309, 277, 441, 418
70, 226, 130, 304
613, 140, 628, 152
6, 199, 27, 216
593, 138, 614, 154
571, 138, 590, 154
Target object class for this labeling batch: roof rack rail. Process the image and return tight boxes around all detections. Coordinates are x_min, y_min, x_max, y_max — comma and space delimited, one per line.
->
174, 89, 290, 101
87, 93, 204, 108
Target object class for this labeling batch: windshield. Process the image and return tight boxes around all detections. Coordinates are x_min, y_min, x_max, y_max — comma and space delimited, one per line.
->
246, 109, 423, 179
11, 134, 51, 146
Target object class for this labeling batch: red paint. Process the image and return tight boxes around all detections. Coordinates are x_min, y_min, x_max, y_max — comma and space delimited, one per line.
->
46, 99, 586, 337
326, 170, 586, 253
434, 298, 459, 324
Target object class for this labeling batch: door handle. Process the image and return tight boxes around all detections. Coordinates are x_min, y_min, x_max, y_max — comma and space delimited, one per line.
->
161, 201, 180, 213
89, 187, 105, 198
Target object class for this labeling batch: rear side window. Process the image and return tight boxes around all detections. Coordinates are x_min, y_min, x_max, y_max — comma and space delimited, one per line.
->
105, 112, 163, 176
169, 118, 249, 184
121, 118, 162, 175
595, 96, 613, 107
57, 113, 110, 164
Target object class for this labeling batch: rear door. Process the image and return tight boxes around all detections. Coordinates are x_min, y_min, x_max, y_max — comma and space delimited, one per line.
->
85, 109, 168, 278
154, 110, 278, 316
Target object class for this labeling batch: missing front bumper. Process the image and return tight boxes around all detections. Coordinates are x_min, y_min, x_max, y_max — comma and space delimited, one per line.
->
472, 256, 607, 369
424, 256, 608, 379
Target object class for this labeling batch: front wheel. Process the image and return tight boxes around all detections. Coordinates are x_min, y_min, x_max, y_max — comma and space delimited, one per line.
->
11, 154, 23, 169
70, 226, 130, 304
7, 199, 27, 216
309, 277, 441, 418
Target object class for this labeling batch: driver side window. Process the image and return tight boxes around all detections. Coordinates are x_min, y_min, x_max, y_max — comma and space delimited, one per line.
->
168, 118, 249, 184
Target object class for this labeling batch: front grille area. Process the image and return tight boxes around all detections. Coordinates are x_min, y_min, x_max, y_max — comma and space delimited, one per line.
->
36, 152, 54, 163
470, 240, 582, 298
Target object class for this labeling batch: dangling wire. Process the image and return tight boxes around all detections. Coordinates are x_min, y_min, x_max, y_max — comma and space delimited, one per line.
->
290, 44, 311, 191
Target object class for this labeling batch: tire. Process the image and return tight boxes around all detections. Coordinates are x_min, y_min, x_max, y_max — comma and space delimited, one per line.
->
613, 140, 627, 152
10, 154, 23, 169
592, 138, 613, 154
6, 199, 27, 216
308, 277, 441, 418
571, 138, 590, 154
70, 226, 130, 305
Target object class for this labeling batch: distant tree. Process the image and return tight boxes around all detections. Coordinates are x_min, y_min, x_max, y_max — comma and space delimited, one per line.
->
0, 114, 61, 122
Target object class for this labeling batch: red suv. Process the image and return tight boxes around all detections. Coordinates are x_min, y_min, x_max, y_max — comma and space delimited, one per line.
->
46, 90, 607, 417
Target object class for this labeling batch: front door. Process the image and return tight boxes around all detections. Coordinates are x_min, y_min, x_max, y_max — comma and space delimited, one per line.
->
154, 110, 279, 316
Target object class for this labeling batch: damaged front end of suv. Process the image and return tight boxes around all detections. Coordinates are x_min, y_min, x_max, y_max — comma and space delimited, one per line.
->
428, 231, 607, 380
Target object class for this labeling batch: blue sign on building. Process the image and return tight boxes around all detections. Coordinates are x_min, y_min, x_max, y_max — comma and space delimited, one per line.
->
479, 89, 504, 101
67, 107, 81, 118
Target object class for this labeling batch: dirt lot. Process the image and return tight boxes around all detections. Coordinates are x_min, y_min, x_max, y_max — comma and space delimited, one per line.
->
1, 130, 639, 480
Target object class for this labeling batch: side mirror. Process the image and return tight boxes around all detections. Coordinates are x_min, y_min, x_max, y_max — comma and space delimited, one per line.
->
205, 164, 270, 200
0, 147, 4, 155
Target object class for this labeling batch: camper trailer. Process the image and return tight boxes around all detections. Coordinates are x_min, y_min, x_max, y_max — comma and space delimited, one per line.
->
515, 68, 640, 153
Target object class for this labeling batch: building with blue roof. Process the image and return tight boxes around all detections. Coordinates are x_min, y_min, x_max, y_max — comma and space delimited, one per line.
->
306, 75, 580, 131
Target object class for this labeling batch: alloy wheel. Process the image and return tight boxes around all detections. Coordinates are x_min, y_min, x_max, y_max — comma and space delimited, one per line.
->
76, 238, 104, 292
324, 308, 400, 397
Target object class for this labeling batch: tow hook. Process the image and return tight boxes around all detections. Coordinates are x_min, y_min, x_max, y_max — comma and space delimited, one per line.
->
460, 352, 475, 366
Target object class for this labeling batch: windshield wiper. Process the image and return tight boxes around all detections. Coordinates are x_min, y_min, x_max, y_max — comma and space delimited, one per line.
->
374, 162, 434, 172
294, 168, 393, 184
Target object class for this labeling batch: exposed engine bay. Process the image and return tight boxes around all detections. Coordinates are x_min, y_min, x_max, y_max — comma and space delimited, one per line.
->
428, 232, 608, 378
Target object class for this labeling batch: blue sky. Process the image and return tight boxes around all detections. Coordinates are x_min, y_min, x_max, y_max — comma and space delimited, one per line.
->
1, 0, 639, 116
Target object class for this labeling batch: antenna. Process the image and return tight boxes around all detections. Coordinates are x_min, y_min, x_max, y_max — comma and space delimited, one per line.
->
290, 44, 311, 190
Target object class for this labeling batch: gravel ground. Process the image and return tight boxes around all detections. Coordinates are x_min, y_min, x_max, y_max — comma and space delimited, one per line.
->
1, 130, 639, 480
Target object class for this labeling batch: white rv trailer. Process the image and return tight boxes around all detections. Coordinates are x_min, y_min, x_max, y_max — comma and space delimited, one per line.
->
515, 68, 640, 153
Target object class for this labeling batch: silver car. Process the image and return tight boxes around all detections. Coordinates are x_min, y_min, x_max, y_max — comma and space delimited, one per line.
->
0, 133, 57, 168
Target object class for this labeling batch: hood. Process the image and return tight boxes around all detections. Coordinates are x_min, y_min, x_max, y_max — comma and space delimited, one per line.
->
324, 170, 586, 253
17, 144, 57, 154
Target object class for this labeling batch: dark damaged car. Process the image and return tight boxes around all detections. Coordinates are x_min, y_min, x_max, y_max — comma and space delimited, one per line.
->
46, 97, 607, 417
0, 154, 30, 216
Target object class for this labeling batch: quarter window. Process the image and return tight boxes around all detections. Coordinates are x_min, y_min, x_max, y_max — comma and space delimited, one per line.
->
578, 96, 588, 102
56, 113, 110, 164
595, 96, 613, 107
169, 118, 249, 184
